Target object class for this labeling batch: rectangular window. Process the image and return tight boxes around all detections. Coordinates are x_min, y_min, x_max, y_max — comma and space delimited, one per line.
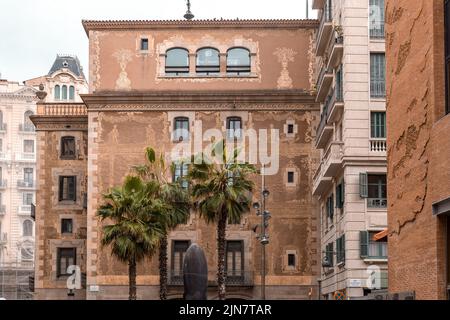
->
336, 235, 345, 264
327, 194, 334, 221
23, 193, 33, 205
171, 240, 190, 279
61, 136, 76, 159
367, 174, 387, 208
336, 65, 344, 101
23, 140, 34, 153
287, 171, 295, 184
370, 0, 385, 39
173, 163, 189, 189
287, 124, 294, 134
59, 176, 76, 202
226, 117, 242, 140
140, 38, 149, 51
325, 242, 334, 267
24, 168, 33, 184
57, 248, 76, 277
226, 240, 244, 278
445, 0, 450, 114
371, 112, 386, 138
174, 117, 189, 142
370, 53, 386, 98
288, 254, 296, 267
61, 219, 73, 234
336, 182, 345, 209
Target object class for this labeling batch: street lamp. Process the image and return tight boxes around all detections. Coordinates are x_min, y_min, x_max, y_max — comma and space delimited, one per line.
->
254, 166, 270, 300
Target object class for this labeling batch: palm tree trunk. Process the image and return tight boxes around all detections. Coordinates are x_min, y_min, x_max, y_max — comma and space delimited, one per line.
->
217, 210, 227, 300
129, 259, 137, 300
159, 233, 168, 300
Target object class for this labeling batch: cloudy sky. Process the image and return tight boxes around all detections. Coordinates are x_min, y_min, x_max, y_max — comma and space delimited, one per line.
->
0, 0, 316, 82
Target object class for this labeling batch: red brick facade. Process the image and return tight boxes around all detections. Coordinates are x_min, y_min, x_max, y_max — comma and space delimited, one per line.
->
386, 0, 450, 300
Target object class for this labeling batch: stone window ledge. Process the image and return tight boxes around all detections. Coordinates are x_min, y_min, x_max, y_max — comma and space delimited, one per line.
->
158, 73, 259, 79
363, 258, 388, 263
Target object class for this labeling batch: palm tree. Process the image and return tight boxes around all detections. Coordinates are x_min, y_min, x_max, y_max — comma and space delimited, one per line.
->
133, 147, 190, 300
97, 175, 166, 300
189, 141, 256, 300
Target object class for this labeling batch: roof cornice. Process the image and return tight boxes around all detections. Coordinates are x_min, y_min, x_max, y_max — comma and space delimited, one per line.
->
81, 89, 319, 112
82, 19, 319, 36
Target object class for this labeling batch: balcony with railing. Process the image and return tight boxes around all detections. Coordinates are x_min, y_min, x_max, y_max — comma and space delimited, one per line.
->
370, 139, 387, 153
327, 35, 344, 69
0, 180, 7, 189
18, 153, 36, 161
18, 205, 32, 216
0, 123, 6, 132
0, 152, 11, 161
19, 123, 35, 133
370, 23, 385, 39
316, 2, 333, 57
37, 103, 87, 116
327, 86, 344, 124
370, 79, 386, 98
316, 65, 333, 102
312, 161, 332, 196
17, 180, 35, 189
316, 94, 334, 149
367, 198, 387, 209
322, 142, 344, 178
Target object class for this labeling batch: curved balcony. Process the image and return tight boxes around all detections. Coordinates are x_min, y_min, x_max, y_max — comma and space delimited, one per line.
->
316, 94, 334, 149
327, 36, 344, 70
316, 66, 333, 103
316, 4, 333, 57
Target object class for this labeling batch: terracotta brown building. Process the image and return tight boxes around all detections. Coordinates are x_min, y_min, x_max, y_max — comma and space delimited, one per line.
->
31, 19, 322, 299
386, 0, 450, 299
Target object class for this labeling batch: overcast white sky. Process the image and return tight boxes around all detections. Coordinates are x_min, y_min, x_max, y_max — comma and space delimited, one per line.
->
0, 0, 316, 82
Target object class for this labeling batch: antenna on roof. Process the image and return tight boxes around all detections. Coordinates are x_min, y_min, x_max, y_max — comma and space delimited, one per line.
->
184, 0, 194, 20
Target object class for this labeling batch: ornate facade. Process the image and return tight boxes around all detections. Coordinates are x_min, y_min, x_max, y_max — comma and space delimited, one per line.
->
32, 19, 321, 300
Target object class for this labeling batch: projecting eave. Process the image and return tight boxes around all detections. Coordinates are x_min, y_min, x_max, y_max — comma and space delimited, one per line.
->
81, 18, 319, 36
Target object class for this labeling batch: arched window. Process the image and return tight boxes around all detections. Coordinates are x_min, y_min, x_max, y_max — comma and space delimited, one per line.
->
227, 48, 251, 75
226, 117, 242, 140
62, 85, 68, 100
54, 85, 61, 100
23, 110, 35, 132
69, 86, 75, 100
173, 117, 189, 142
23, 220, 33, 237
196, 48, 220, 75
166, 48, 189, 75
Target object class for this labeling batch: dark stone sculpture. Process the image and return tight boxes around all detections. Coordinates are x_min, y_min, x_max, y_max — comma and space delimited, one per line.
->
183, 243, 208, 300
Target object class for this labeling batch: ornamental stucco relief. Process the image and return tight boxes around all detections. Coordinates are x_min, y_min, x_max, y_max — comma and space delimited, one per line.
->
113, 49, 133, 91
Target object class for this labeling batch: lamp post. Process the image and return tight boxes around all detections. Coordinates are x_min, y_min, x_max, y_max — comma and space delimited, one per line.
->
253, 165, 271, 300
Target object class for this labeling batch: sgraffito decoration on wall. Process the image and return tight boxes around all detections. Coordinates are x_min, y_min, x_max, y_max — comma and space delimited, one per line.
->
113, 49, 133, 91
274, 47, 297, 89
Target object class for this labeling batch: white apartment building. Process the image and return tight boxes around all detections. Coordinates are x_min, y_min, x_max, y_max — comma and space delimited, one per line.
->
0, 55, 87, 270
312, 0, 387, 299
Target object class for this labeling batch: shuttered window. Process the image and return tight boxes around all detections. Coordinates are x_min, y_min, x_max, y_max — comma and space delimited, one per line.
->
360, 231, 369, 258
360, 173, 368, 198
336, 181, 345, 209
59, 176, 76, 201
226, 241, 244, 278
171, 240, 190, 278
370, 53, 386, 98
336, 235, 345, 264
371, 112, 386, 138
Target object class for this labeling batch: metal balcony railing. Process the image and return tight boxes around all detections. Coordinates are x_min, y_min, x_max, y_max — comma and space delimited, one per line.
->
370, 23, 385, 39
17, 180, 35, 188
367, 198, 387, 208
19, 124, 35, 132
370, 79, 386, 98
316, 93, 333, 137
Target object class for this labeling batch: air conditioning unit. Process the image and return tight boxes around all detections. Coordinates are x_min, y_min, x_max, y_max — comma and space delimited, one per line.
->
322, 256, 332, 268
